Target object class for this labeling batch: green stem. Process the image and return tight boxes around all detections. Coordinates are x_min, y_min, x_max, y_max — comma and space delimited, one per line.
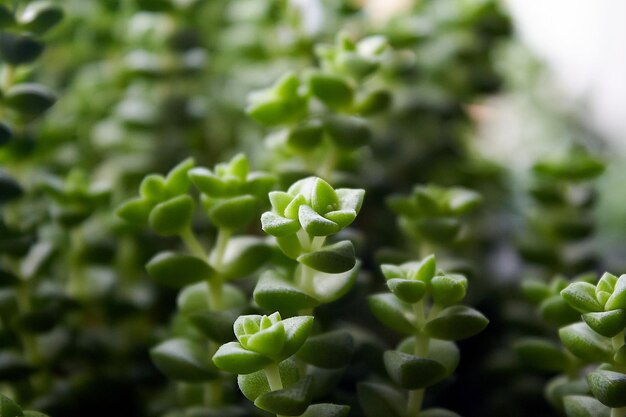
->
264, 362, 287, 417
180, 227, 208, 260
408, 299, 430, 416
210, 228, 231, 271
612, 331, 624, 351
611, 407, 626, 417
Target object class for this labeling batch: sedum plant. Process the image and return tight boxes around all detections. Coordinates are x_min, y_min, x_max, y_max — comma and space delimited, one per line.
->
557, 272, 626, 417
362, 255, 488, 417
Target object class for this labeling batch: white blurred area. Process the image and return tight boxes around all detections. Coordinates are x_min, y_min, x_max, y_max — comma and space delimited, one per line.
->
505, 0, 626, 152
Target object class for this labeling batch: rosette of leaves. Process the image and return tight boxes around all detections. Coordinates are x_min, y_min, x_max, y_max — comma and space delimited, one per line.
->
212, 312, 349, 417
256, 176, 364, 314
518, 146, 605, 275
387, 184, 482, 247
361, 254, 488, 417
556, 272, 626, 417
246, 33, 392, 181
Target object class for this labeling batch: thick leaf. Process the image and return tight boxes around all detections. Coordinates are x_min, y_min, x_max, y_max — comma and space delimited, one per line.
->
309, 73, 353, 109
296, 330, 354, 368
150, 338, 217, 382
212, 342, 272, 375
299, 404, 350, 417
4, 83, 55, 116
254, 270, 319, 312
356, 90, 391, 116
0, 33, 44, 65
430, 274, 467, 306
605, 275, 626, 311
146, 252, 215, 287
521, 279, 552, 305
0, 266, 19, 287
309, 261, 360, 304
323, 115, 371, 149
514, 337, 570, 372
384, 350, 447, 389
164, 157, 194, 196
357, 382, 405, 417
420, 409, 462, 417
582, 309, 626, 337
545, 376, 590, 412
254, 376, 313, 416
189, 309, 241, 344
563, 396, 609, 417
297, 241, 355, 274
561, 282, 603, 313
178, 282, 246, 315
280, 316, 315, 359
287, 121, 323, 150
0, 394, 23, 417
396, 338, 460, 376
116, 197, 153, 224
208, 195, 257, 229
387, 278, 426, 304
220, 237, 272, 280
0, 172, 23, 203
559, 322, 613, 363
262, 212, 301, 237
540, 295, 580, 327
238, 358, 300, 402
299, 205, 340, 236
587, 370, 626, 407
368, 293, 415, 334
425, 305, 488, 341
149, 195, 194, 236
20, 1, 64, 34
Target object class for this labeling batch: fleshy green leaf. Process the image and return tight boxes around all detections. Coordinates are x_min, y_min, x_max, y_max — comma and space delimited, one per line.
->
238, 358, 300, 402
149, 195, 194, 236
309, 73, 353, 110
296, 330, 354, 368
514, 337, 570, 372
582, 309, 626, 337
254, 270, 319, 312
540, 295, 581, 327
189, 309, 241, 344
208, 195, 257, 229
357, 382, 405, 417
424, 305, 488, 341
299, 205, 340, 236
0, 394, 23, 417
587, 370, 626, 407
309, 261, 360, 303
605, 275, 626, 311
280, 316, 315, 359
20, 1, 64, 34
3, 83, 55, 116
287, 121, 324, 150
559, 322, 613, 363
299, 404, 350, 417
262, 212, 301, 237
297, 241, 355, 274
563, 396, 610, 417
420, 409, 461, 417
164, 157, 194, 196
324, 115, 371, 149
212, 342, 272, 375
384, 350, 447, 389
430, 274, 467, 306
368, 293, 415, 335
561, 282, 603, 313
146, 252, 215, 287
116, 197, 153, 224
150, 338, 217, 382
254, 376, 313, 416
220, 237, 272, 280
387, 279, 426, 304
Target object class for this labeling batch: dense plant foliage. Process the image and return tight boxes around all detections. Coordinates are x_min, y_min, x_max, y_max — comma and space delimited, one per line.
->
1, 1, 622, 417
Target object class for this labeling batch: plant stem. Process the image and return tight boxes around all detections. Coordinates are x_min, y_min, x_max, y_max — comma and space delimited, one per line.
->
210, 228, 231, 271
408, 299, 430, 416
180, 227, 208, 260
611, 407, 626, 417
612, 331, 624, 351
264, 362, 287, 417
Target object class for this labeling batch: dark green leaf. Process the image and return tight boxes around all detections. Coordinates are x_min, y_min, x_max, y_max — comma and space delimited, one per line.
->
150, 338, 217, 382
357, 382, 405, 417
587, 370, 626, 407
146, 252, 215, 288
514, 337, 570, 372
254, 270, 319, 312
425, 305, 488, 341
148, 195, 194, 236
4, 83, 55, 116
309, 73, 353, 110
298, 241, 355, 274
559, 322, 613, 363
296, 330, 354, 368
0, 33, 44, 65
254, 376, 313, 416
368, 293, 415, 335
384, 350, 447, 389
582, 309, 626, 337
